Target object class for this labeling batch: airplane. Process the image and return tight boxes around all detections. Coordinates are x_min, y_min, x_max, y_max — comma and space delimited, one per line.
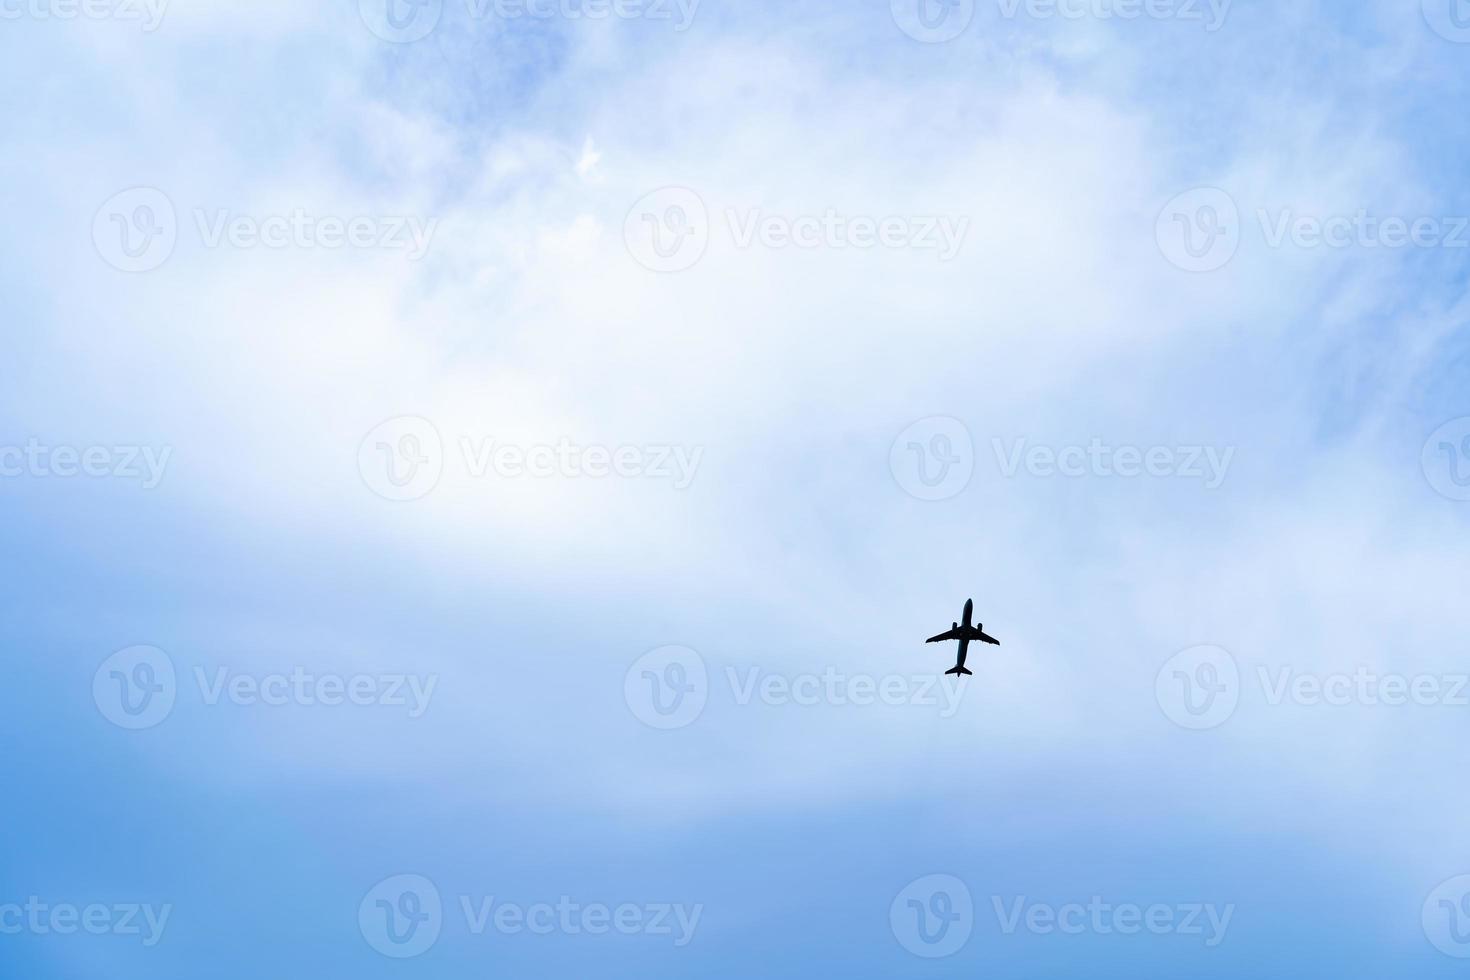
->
925, 598, 1000, 676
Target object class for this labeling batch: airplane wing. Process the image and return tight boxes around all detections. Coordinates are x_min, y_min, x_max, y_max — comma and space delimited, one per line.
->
926, 628, 961, 643
977, 631, 1001, 646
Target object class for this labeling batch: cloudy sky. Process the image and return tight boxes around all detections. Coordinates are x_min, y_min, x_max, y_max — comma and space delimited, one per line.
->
2, 0, 1469, 975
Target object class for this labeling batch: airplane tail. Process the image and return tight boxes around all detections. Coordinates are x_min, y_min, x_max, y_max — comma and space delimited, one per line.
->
945, 666, 973, 676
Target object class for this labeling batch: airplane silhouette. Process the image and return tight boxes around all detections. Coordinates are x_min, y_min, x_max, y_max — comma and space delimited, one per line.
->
925, 598, 1000, 676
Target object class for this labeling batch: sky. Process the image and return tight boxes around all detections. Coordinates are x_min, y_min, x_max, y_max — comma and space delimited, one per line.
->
2, 0, 1470, 976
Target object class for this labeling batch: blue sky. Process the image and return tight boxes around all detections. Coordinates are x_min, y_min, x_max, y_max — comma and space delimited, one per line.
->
3, 0, 1470, 976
